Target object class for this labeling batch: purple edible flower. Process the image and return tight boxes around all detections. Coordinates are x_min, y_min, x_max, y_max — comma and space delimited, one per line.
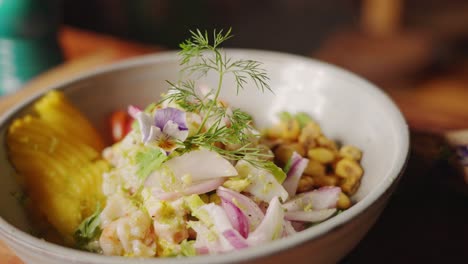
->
136, 107, 189, 153
154, 107, 188, 132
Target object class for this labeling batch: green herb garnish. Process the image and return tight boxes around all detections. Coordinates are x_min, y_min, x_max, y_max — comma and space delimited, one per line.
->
160, 29, 272, 168
74, 204, 102, 251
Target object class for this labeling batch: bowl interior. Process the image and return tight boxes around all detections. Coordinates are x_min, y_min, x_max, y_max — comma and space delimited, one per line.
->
0, 50, 409, 262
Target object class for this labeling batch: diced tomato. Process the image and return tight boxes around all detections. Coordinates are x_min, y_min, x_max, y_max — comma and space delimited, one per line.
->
109, 110, 133, 143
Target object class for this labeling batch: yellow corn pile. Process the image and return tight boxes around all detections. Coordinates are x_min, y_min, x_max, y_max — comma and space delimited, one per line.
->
7, 91, 109, 244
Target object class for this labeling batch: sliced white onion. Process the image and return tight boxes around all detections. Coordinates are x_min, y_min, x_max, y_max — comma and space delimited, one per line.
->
152, 178, 226, 201
236, 160, 289, 203
284, 208, 336, 222
165, 149, 237, 182
220, 198, 249, 238
282, 152, 309, 198
283, 186, 341, 211
217, 186, 264, 232
247, 196, 284, 245
222, 229, 249, 249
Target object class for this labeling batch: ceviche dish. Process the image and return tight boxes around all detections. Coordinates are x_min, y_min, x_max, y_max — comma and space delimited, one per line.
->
6, 30, 364, 258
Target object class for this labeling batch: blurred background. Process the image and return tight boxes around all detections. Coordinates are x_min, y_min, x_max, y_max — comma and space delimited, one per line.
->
2, 0, 468, 132
1, 0, 467, 263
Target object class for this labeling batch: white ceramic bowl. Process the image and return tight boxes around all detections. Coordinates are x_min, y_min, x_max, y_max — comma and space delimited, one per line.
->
0, 50, 409, 264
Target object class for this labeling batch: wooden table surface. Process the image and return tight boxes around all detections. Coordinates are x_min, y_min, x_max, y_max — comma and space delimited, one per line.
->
1, 26, 467, 264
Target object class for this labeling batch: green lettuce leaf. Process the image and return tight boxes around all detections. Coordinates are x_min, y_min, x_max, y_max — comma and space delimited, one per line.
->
135, 147, 167, 180
74, 204, 102, 250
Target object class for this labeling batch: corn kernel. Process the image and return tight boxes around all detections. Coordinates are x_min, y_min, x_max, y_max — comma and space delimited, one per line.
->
199, 194, 210, 203
303, 160, 326, 177
297, 176, 314, 193
257, 144, 274, 161
298, 122, 321, 148
282, 119, 301, 140
209, 193, 221, 204
337, 192, 351, 209
274, 143, 306, 165
340, 175, 360, 195
265, 125, 283, 139
307, 147, 335, 164
339, 145, 362, 161
316, 136, 338, 151
312, 175, 339, 187
335, 158, 363, 179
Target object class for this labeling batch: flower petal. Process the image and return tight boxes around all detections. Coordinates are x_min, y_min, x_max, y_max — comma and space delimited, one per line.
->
163, 120, 189, 142
146, 125, 163, 143
154, 107, 188, 131
136, 112, 154, 142
127, 105, 142, 119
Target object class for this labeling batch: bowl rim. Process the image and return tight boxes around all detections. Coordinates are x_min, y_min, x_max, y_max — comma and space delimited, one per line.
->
0, 48, 410, 263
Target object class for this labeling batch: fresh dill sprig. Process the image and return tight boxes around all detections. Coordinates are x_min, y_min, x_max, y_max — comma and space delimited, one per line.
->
179, 28, 271, 93
161, 28, 273, 168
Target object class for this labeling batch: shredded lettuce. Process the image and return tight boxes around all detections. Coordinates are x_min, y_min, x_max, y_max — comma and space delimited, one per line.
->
278, 111, 293, 123
180, 240, 197, 256
185, 194, 206, 212
74, 204, 102, 251
222, 177, 251, 192
278, 111, 313, 129
295, 112, 313, 128
135, 147, 167, 180
264, 161, 287, 183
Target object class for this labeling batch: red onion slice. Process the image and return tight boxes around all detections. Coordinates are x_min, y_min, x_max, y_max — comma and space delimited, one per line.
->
217, 186, 264, 232
196, 247, 209, 255
222, 229, 249, 249
284, 208, 336, 222
247, 196, 284, 245
282, 152, 309, 198
221, 198, 249, 238
190, 221, 222, 254
291, 221, 306, 232
152, 178, 226, 201
283, 186, 341, 211
282, 220, 297, 237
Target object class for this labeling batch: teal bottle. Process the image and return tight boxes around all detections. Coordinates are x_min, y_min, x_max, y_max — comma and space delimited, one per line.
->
0, 0, 63, 95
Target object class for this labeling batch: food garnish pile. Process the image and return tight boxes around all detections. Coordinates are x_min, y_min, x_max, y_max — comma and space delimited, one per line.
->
6, 29, 363, 257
